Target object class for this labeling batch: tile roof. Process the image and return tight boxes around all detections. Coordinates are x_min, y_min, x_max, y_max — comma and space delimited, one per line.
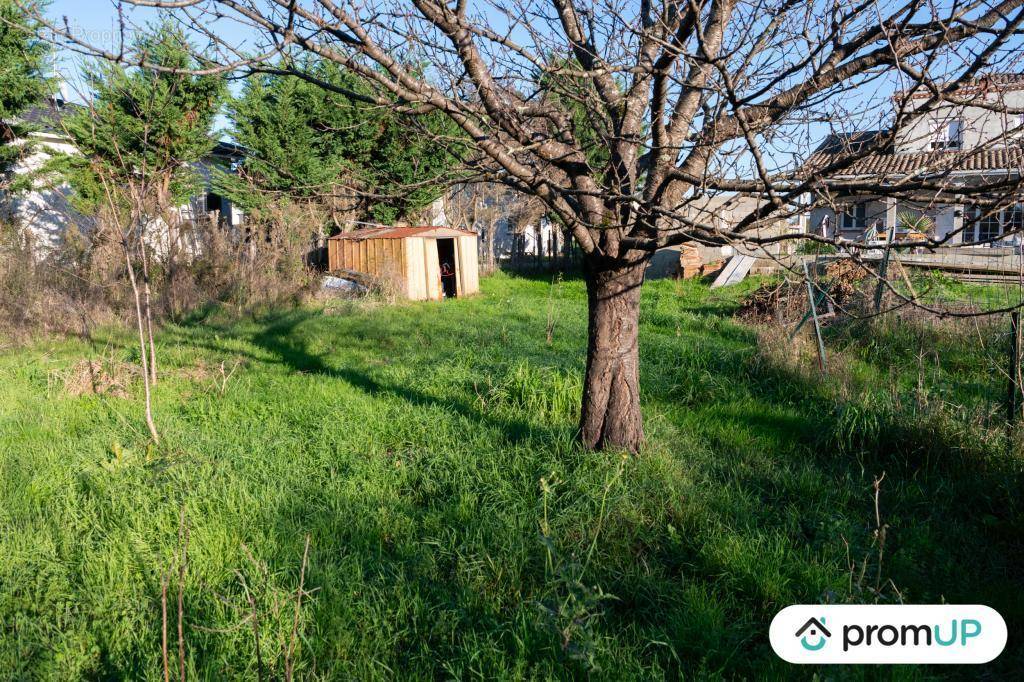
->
210, 140, 246, 159
903, 73, 1024, 100
804, 145, 1024, 177
16, 97, 81, 134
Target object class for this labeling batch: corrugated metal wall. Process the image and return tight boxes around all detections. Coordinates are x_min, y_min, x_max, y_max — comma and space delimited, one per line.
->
328, 237, 406, 280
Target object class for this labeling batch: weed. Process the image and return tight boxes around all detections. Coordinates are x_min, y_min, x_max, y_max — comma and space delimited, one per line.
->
0, 271, 1021, 678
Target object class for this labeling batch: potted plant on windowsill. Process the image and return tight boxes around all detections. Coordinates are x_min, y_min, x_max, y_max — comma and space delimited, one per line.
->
896, 211, 934, 253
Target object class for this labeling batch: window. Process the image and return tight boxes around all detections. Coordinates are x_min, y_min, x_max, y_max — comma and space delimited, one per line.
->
947, 119, 962, 148
840, 202, 867, 231
930, 117, 962, 149
966, 206, 1022, 244
1008, 205, 1024, 234
977, 209, 1001, 242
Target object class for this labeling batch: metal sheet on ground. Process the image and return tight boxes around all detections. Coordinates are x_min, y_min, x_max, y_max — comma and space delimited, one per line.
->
710, 254, 756, 288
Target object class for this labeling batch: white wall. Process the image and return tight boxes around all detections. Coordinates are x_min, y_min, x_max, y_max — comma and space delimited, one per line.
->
3, 134, 92, 253
4, 132, 242, 258
895, 88, 1024, 153
492, 215, 563, 258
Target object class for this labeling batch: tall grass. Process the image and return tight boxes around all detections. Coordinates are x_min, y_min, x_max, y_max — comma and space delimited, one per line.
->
0, 271, 1021, 679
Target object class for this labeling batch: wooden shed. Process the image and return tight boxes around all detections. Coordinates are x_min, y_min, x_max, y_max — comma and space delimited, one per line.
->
326, 226, 480, 301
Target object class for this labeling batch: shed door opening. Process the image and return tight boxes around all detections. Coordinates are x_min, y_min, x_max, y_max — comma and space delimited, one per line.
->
206, 192, 230, 227
437, 238, 458, 298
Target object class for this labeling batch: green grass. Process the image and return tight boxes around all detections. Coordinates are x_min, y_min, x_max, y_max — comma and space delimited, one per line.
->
1, 271, 1021, 679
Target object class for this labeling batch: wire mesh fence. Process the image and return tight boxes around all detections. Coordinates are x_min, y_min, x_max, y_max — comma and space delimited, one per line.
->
738, 243, 1024, 430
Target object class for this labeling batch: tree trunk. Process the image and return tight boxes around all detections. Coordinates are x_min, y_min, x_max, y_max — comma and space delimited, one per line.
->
579, 259, 646, 452
139, 237, 158, 385
123, 239, 159, 444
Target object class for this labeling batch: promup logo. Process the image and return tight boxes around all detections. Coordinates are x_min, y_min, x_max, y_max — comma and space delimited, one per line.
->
770, 605, 1006, 664
795, 617, 831, 651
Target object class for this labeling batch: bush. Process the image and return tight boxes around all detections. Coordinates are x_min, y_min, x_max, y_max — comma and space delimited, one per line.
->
0, 206, 319, 343
794, 240, 838, 255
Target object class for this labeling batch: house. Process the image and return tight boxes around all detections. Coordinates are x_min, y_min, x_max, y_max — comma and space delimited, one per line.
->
444, 183, 565, 264
327, 225, 480, 300
0, 94, 243, 255
805, 74, 1024, 246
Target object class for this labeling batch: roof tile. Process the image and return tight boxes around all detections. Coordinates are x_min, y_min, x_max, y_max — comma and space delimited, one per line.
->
803, 145, 1024, 178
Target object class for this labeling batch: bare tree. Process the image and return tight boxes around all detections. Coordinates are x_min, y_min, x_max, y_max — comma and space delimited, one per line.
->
94, 169, 160, 442
446, 182, 509, 271
30, 0, 1024, 452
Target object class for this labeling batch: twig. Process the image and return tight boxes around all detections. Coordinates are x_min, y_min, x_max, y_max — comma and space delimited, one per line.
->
177, 510, 190, 682
162, 571, 170, 682
237, 569, 263, 682
872, 472, 888, 594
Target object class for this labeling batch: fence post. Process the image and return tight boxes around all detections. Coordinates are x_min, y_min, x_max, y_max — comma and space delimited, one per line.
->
1009, 311, 1022, 426
803, 261, 828, 376
874, 223, 897, 313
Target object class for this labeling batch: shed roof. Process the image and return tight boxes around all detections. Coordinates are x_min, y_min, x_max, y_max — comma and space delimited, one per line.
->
328, 226, 476, 240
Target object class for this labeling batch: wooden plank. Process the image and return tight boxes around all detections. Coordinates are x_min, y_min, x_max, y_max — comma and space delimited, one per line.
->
803, 261, 828, 375
388, 239, 399, 283
408, 238, 425, 299
424, 238, 441, 300
396, 238, 406, 285
458, 235, 479, 294
454, 237, 463, 296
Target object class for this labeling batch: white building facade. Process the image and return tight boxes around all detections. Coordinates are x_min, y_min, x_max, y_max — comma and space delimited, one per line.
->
806, 74, 1024, 246
1, 96, 243, 257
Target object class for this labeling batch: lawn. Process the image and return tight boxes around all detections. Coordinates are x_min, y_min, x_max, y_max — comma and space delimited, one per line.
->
1, 271, 1021, 679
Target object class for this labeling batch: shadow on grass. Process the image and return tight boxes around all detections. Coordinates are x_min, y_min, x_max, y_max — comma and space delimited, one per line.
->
165, 292, 1023, 678
170, 308, 574, 449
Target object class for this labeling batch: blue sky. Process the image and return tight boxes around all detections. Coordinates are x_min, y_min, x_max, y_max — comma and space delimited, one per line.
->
45, 0, 256, 134
40, 1, 1024, 172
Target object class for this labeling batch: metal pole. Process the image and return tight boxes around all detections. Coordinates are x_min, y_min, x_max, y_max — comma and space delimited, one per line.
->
804, 261, 828, 376
1010, 311, 1022, 426
874, 222, 897, 313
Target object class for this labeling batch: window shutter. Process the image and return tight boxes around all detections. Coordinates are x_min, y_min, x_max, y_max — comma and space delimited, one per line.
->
947, 119, 962, 147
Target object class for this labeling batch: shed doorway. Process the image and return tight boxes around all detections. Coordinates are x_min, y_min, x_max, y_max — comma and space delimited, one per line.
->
437, 238, 458, 298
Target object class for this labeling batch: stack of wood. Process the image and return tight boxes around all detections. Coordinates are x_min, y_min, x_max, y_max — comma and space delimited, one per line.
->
678, 245, 703, 279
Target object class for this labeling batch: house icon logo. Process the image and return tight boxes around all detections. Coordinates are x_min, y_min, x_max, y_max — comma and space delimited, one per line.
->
795, 617, 831, 651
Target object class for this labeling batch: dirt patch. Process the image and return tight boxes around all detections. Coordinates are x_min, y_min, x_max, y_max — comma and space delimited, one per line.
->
176, 358, 247, 394
62, 360, 132, 399
177, 359, 214, 382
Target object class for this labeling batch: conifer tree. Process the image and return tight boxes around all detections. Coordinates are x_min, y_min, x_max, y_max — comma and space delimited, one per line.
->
225, 57, 461, 226
0, 0, 50, 178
